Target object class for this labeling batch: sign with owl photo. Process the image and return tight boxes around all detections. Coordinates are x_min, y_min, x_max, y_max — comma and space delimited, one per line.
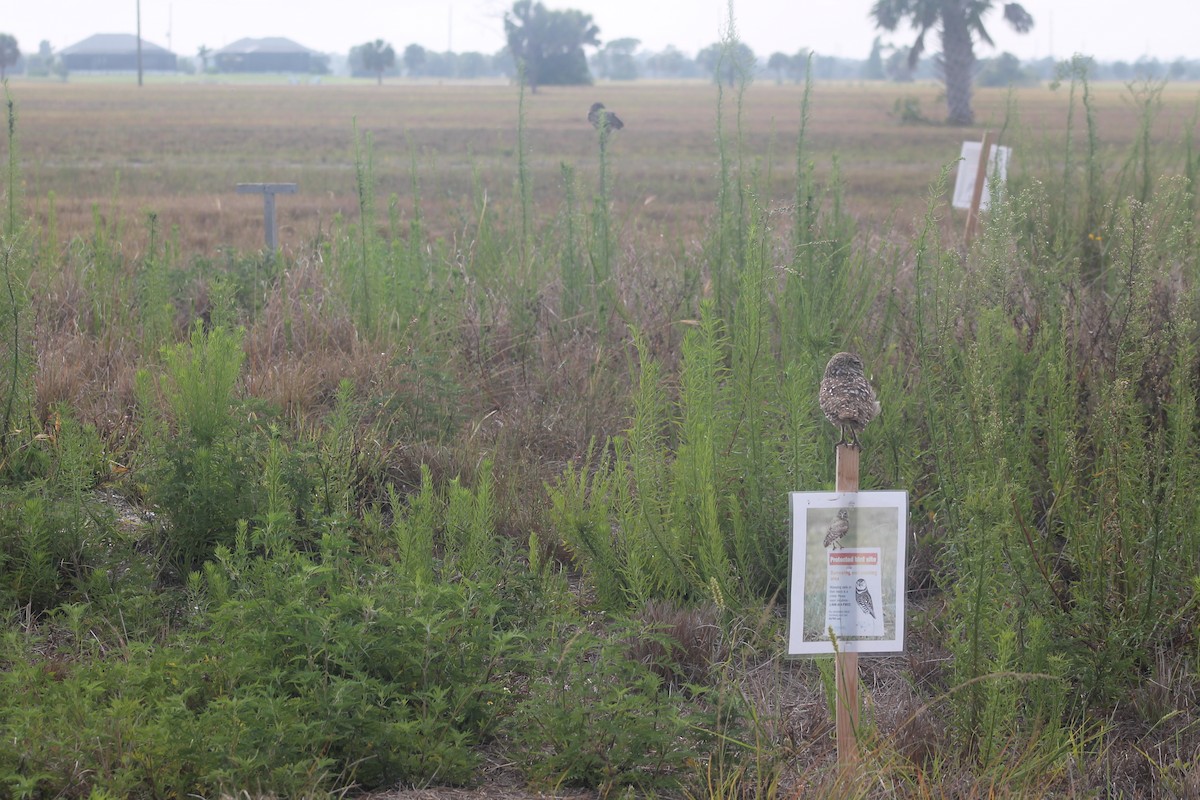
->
787, 491, 908, 655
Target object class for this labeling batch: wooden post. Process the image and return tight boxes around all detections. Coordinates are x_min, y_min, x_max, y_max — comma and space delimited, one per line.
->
964, 130, 996, 245
236, 183, 298, 252
835, 444, 860, 775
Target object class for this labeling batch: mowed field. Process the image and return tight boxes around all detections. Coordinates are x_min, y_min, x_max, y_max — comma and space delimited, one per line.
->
9, 78, 1199, 257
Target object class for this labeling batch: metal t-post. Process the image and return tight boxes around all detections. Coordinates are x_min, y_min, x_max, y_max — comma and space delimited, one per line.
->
236, 183, 298, 252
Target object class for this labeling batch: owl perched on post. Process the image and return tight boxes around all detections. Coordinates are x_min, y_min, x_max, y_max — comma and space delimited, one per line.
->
588, 102, 624, 134
819, 352, 880, 448
823, 507, 850, 549
855, 578, 876, 619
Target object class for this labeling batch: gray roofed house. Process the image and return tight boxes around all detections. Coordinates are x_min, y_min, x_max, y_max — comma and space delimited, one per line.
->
60, 33, 177, 72
213, 38, 318, 73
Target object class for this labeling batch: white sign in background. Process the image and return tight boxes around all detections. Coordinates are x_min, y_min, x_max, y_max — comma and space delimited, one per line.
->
952, 141, 1012, 211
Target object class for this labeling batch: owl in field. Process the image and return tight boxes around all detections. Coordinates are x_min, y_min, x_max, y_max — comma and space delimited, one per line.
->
855, 578, 876, 619
588, 102, 624, 134
819, 352, 880, 448
823, 507, 850, 549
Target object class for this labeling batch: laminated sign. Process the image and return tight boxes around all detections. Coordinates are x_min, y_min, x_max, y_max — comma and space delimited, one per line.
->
788, 491, 907, 655
951, 141, 1011, 212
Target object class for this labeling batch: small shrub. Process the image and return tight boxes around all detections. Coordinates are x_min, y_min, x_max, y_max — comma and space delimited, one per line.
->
159, 322, 245, 447
151, 432, 262, 575
0, 413, 113, 614
0, 492, 89, 612
145, 323, 261, 573
510, 624, 702, 795
892, 95, 931, 124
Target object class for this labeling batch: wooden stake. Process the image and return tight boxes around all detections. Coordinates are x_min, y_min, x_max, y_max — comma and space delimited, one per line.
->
835, 444, 860, 775
964, 130, 997, 245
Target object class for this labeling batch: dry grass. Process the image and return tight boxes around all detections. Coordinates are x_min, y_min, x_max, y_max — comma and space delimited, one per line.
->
8, 79, 1198, 258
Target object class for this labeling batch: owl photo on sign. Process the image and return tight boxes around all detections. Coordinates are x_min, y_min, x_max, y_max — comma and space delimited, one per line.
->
819, 352, 880, 448
855, 578, 876, 619
588, 102, 624, 135
823, 507, 850, 549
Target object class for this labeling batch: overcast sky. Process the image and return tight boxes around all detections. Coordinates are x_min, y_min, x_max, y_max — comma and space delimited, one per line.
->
6, 0, 1198, 64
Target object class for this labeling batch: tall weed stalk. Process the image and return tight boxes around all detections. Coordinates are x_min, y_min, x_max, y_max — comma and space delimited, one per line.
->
4, 84, 18, 239
707, 6, 753, 320
0, 87, 33, 465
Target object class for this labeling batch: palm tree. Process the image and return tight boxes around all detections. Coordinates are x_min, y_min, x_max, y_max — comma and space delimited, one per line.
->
504, 0, 599, 93
870, 0, 1033, 125
767, 52, 791, 85
0, 35, 20, 81
402, 43, 426, 77
360, 39, 396, 86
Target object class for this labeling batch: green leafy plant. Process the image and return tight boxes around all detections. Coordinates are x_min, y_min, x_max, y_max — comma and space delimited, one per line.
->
0, 532, 523, 797
892, 95, 931, 124
147, 323, 259, 573
510, 623, 703, 795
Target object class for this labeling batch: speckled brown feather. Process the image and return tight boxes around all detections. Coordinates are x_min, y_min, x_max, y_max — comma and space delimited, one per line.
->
819, 351, 880, 448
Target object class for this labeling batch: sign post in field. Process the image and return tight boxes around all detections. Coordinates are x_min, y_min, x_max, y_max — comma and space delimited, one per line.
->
788, 467, 908, 782
952, 132, 1011, 245
236, 183, 297, 253
834, 444, 861, 772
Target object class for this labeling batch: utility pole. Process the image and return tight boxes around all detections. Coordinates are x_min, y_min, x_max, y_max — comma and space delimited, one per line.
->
136, 0, 144, 86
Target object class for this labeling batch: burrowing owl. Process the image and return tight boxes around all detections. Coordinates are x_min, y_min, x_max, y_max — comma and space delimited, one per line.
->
823, 507, 850, 549
588, 102, 624, 133
819, 352, 880, 448
855, 578, 876, 619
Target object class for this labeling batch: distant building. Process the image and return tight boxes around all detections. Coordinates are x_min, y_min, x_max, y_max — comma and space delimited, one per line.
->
60, 33, 177, 72
213, 38, 318, 73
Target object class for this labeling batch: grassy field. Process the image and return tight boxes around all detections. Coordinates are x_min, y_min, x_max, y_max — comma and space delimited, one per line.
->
1, 70, 1199, 798
12, 78, 1199, 254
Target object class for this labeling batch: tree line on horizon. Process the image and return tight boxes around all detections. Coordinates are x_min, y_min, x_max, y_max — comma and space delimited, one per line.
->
3, 0, 1198, 125
345, 40, 1200, 88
